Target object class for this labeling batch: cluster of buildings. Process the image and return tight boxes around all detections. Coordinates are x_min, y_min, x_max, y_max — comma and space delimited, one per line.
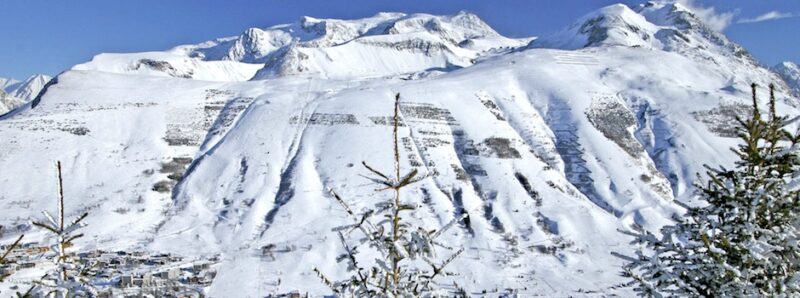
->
84, 250, 218, 297
1, 243, 220, 297
0, 241, 49, 277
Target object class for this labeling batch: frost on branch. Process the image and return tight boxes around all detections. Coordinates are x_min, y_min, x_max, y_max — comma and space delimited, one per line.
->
30, 161, 97, 297
618, 84, 800, 297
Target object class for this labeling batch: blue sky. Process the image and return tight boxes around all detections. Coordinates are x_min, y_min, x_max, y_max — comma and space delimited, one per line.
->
0, 0, 798, 79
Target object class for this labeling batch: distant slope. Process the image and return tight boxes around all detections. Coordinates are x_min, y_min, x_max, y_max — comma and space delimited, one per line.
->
775, 61, 800, 96
0, 74, 52, 114
8, 74, 52, 102
0, 89, 25, 115
74, 12, 530, 81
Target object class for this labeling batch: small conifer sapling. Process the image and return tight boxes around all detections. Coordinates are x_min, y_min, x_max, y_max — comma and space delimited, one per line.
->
314, 93, 467, 297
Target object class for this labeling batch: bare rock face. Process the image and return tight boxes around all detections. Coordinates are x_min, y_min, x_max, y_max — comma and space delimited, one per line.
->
135, 59, 193, 79
586, 99, 642, 156
691, 103, 752, 138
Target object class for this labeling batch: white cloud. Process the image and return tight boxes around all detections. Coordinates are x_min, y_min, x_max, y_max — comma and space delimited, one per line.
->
737, 11, 796, 24
677, 0, 738, 31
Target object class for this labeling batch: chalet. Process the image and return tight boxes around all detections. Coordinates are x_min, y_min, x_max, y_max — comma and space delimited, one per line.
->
119, 275, 133, 287
148, 256, 169, 265
131, 274, 153, 287
158, 268, 180, 280
20, 242, 39, 249
192, 262, 210, 272
24, 246, 49, 254
109, 258, 124, 266
0, 264, 17, 276
131, 251, 147, 257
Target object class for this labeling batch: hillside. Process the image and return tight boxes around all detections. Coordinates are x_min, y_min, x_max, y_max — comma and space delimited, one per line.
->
775, 61, 800, 96
1, 2, 798, 296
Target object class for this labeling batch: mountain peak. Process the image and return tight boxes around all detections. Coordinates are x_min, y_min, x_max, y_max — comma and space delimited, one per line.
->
776, 60, 799, 70
636, 1, 700, 29
530, 3, 658, 50
0, 75, 38, 115
0, 76, 20, 90
529, 2, 754, 64
9, 74, 53, 102
0, 74, 52, 113
183, 11, 494, 65
77, 12, 527, 81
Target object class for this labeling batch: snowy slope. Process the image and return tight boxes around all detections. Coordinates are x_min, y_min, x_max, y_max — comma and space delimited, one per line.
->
76, 12, 530, 81
0, 77, 19, 90
8, 74, 53, 102
0, 74, 53, 115
775, 61, 800, 96
0, 89, 25, 115
530, 2, 756, 66
1, 4, 799, 296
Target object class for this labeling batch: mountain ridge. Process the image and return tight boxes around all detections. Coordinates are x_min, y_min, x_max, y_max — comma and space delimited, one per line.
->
774, 61, 800, 96
73, 11, 529, 81
0, 74, 52, 115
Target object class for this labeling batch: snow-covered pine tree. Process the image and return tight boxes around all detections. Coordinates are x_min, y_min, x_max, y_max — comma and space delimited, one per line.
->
619, 83, 800, 297
30, 161, 97, 297
313, 93, 467, 297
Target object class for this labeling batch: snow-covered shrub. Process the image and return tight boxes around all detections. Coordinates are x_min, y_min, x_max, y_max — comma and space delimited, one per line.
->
619, 84, 800, 297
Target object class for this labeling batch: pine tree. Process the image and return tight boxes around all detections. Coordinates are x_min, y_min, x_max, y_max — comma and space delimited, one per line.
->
313, 93, 467, 297
619, 83, 800, 296
30, 161, 96, 297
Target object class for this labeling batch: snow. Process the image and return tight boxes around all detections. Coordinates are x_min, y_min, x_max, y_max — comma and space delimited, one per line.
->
72, 52, 262, 82
87, 12, 529, 81
0, 90, 25, 115
1, 4, 799, 296
530, 4, 661, 50
0, 77, 20, 91
774, 61, 800, 96
0, 74, 52, 115
9, 74, 52, 102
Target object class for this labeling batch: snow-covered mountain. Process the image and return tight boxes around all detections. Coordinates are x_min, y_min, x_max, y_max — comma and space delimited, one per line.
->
0, 74, 53, 115
1, 2, 798, 296
9, 74, 52, 102
1, 77, 25, 114
775, 61, 800, 96
74, 11, 529, 81
0, 89, 25, 115
0, 77, 19, 90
